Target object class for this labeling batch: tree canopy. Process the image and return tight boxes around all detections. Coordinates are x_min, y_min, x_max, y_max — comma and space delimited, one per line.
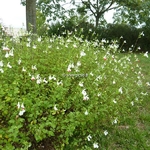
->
36, 0, 150, 27
22, 0, 150, 33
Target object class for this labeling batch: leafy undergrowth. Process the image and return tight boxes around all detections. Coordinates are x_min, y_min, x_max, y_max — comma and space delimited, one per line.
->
0, 31, 149, 150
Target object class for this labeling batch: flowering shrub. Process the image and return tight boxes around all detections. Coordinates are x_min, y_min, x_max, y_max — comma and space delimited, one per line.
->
0, 31, 148, 149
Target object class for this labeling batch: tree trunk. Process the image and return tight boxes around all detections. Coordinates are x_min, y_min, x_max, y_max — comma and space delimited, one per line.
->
26, 0, 36, 33
95, 16, 99, 28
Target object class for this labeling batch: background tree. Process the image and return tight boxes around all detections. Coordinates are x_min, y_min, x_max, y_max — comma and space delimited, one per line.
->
26, 0, 36, 33
113, 0, 150, 27
76, 0, 119, 27
76, 0, 150, 28
37, 0, 67, 22
21, 0, 150, 33
21, 0, 37, 33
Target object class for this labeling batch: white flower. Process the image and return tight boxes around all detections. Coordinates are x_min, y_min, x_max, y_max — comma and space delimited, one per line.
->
82, 89, 89, 100
67, 63, 74, 72
18, 59, 21, 65
26, 43, 30, 47
131, 101, 134, 106
33, 45, 37, 49
79, 81, 84, 87
119, 87, 123, 94
70, 63, 74, 68
0, 61, 3, 67
19, 109, 25, 116
137, 80, 142, 86
7, 62, 12, 68
77, 61, 81, 66
3, 47, 10, 51
18, 103, 25, 116
67, 65, 71, 72
49, 75, 53, 80
138, 46, 141, 50
83, 95, 89, 101
74, 66, 79, 72
95, 75, 102, 81
49, 75, 56, 80
113, 80, 116, 84
0, 68, 4, 73
104, 130, 108, 136
141, 92, 148, 96
54, 105, 58, 111
140, 31, 144, 36
93, 142, 99, 148
90, 72, 94, 76
97, 93, 101, 97
82, 89, 87, 96
43, 78, 48, 83
66, 39, 71, 43
135, 97, 139, 101
57, 80, 63, 86
113, 99, 117, 104
80, 51, 86, 57
144, 51, 148, 58
112, 118, 118, 124
65, 44, 68, 48
120, 36, 123, 39
27, 38, 31, 42
31, 75, 35, 80
32, 65, 37, 70
101, 39, 106, 43
73, 44, 77, 48
146, 82, 150, 86
36, 74, 40, 79
22, 67, 26, 72
28, 73, 31, 76
9, 50, 14, 56
84, 110, 88, 115
21, 103, 25, 109
103, 56, 107, 60
36, 78, 42, 84
17, 102, 20, 109
87, 134, 92, 141
38, 37, 41, 42
5, 52, 10, 58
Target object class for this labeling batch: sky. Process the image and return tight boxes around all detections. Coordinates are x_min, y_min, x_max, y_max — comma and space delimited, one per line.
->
0, 0, 114, 29
0, 0, 26, 28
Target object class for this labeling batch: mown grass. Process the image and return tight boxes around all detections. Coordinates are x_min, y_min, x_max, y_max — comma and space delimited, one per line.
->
107, 54, 150, 150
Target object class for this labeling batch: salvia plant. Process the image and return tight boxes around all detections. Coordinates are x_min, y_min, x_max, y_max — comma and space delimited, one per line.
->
0, 26, 149, 150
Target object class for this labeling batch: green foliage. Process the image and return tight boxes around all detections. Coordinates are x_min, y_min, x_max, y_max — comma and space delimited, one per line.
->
47, 17, 96, 41
36, 9, 49, 37
103, 24, 150, 52
37, 0, 67, 22
102, 23, 140, 51
114, 0, 150, 26
47, 20, 150, 52
0, 29, 148, 149
21, 0, 150, 32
